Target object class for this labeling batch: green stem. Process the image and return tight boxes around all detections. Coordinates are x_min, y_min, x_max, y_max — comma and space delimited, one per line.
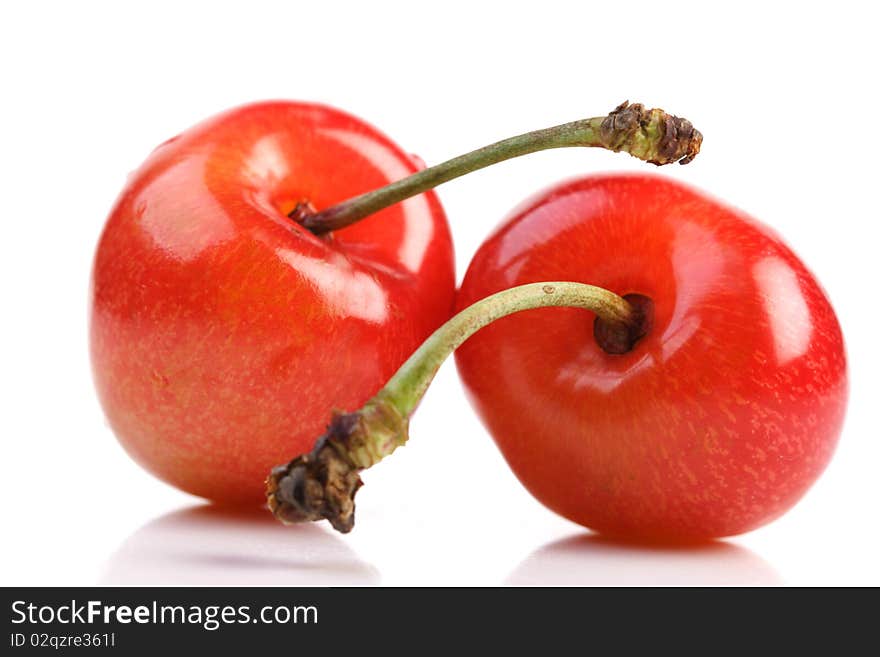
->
297, 101, 702, 234
267, 281, 641, 533
378, 282, 633, 419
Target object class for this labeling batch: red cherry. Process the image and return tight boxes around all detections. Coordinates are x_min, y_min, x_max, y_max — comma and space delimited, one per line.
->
90, 101, 455, 504
455, 174, 848, 540
91, 100, 701, 510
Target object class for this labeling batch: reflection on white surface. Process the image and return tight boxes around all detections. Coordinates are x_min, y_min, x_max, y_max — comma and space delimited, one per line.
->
101, 505, 380, 585
506, 534, 783, 586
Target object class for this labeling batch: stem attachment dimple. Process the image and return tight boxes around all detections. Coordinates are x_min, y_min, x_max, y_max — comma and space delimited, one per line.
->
267, 281, 644, 533
594, 293, 654, 355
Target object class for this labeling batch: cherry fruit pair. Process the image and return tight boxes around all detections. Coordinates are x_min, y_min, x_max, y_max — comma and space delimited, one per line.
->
91, 100, 846, 541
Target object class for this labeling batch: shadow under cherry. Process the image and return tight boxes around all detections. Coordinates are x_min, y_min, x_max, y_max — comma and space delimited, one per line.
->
505, 533, 783, 586
100, 504, 380, 585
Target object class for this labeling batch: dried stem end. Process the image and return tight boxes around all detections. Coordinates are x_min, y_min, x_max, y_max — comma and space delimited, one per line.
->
266, 399, 409, 533
600, 101, 703, 165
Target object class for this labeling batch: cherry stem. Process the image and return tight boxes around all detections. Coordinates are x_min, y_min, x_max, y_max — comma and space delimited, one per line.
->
379, 282, 633, 418
266, 282, 638, 532
297, 101, 702, 235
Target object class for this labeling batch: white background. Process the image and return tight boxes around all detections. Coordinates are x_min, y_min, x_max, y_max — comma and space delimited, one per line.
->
1, 1, 877, 586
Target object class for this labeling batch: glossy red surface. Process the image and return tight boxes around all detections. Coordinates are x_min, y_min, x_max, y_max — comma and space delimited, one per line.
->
90, 101, 455, 503
455, 174, 847, 540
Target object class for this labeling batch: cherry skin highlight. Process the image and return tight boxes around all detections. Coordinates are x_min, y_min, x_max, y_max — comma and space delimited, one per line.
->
455, 174, 847, 541
90, 101, 454, 504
